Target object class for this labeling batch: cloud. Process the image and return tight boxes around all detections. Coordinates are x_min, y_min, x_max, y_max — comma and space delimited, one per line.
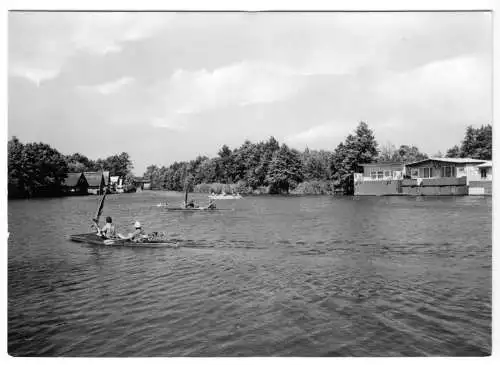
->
284, 123, 351, 148
9, 67, 60, 86
79, 77, 135, 95
9, 12, 171, 83
152, 61, 305, 128
375, 55, 491, 120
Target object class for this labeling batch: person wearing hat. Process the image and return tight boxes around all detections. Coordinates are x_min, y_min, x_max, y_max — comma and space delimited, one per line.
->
117, 221, 148, 241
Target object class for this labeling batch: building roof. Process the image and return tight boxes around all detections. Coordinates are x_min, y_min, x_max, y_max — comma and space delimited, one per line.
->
359, 162, 404, 167
405, 157, 487, 166
83, 172, 104, 187
62, 172, 84, 187
477, 161, 492, 168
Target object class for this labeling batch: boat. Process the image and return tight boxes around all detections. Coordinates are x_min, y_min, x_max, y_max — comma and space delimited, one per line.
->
208, 193, 243, 200
163, 207, 233, 211
70, 187, 178, 248
70, 233, 180, 248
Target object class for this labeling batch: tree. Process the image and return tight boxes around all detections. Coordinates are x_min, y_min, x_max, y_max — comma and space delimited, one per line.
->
459, 125, 492, 160
266, 144, 303, 193
332, 122, 379, 194
378, 142, 398, 163
8, 138, 69, 197
395, 145, 428, 163
104, 152, 133, 176
446, 145, 461, 158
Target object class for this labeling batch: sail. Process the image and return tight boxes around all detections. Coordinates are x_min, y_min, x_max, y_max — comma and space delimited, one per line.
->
94, 190, 107, 223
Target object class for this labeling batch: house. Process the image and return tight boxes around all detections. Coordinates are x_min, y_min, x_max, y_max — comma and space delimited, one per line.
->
468, 161, 492, 195
83, 171, 106, 195
62, 172, 89, 195
134, 178, 151, 191
354, 158, 488, 196
404, 158, 486, 183
354, 162, 405, 196
110, 176, 120, 192
402, 158, 487, 196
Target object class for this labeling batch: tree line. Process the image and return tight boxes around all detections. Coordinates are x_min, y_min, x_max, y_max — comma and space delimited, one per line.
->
8, 122, 491, 198
8, 136, 133, 198
144, 122, 492, 195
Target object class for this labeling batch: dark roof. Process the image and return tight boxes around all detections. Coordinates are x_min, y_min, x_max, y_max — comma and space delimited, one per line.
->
62, 173, 84, 187
359, 162, 404, 167
405, 158, 486, 167
83, 172, 104, 187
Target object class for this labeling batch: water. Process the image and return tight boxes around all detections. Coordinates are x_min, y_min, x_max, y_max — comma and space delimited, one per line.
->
8, 192, 492, 356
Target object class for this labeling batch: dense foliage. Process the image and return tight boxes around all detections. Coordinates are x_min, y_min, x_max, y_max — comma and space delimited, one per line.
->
8, 136, 134, 198
143, 122, 380, 195
446, 125, 492, 160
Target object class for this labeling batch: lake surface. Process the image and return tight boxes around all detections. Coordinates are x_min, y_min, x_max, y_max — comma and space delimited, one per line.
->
8, 192, 492, 356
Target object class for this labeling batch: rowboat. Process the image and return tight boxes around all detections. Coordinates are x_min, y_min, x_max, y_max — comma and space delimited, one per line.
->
70, 233, 180, 248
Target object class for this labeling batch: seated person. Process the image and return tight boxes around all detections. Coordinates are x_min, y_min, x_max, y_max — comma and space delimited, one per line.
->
96, 216, 117, 239
207, 199, 216, 210
118, 221, 148, 241
185, 199, 198, 208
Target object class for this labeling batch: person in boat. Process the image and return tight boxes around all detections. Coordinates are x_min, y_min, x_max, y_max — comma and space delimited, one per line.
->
97, 216, 117, 239
118, 221, 148, 241
185, 199, 198, 208
207, 198, 216, 210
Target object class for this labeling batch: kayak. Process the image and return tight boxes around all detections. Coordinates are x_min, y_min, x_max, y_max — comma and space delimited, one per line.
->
70, 233, 180, 248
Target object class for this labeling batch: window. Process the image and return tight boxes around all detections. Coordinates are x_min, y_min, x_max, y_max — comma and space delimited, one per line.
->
441, 166, 455, 178
384, 170, 391, 178
411, 168, 419, 178
481, 169, 487, 179
423, 167, 433, 178
377, 171, 384, 179
371, 171, 377, 180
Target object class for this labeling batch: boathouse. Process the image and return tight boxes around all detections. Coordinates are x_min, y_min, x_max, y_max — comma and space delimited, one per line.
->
83, 171, 106, 195
62, 172, 89, 195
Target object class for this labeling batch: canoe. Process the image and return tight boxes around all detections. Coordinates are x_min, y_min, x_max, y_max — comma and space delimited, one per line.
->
70, 233, 180, 248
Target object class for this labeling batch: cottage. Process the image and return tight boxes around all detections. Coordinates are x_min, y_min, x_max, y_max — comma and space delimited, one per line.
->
354, 162, 405, 196
468, 161, 492, 195
83, 171, 106, 195
404, 158, 486, 183
62, 172, 89, 195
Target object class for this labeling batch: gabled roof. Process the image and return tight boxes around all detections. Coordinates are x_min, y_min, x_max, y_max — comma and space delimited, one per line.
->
406, 157, 487, 166
83, 172, 104, 187
477, 161, 492, 168
62, 172, 85, 187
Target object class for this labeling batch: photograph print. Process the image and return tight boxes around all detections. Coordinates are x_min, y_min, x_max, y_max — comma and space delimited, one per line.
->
7, 10, 492, 357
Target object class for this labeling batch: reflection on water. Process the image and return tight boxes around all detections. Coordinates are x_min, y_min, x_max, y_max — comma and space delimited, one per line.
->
8, 192, 491, 356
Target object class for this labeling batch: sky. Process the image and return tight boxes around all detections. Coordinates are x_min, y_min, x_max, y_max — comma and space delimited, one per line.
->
8, 11, 492, 175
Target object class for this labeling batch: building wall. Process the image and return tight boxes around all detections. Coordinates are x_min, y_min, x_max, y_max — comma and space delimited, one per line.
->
354, 180, 401, 196
362, 165, 404, 178
469, 180, 492, 195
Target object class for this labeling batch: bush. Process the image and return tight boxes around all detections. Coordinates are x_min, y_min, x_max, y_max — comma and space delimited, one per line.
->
193, 183, 238, 194
290, 180, 335, 195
